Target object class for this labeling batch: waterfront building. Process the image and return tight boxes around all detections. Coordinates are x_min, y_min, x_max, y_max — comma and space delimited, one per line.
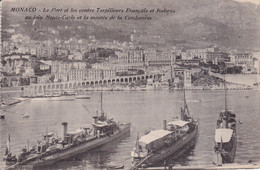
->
54, 73, 69, 82
85, 69, 116, 81
68, 69, 86, 81
174, 68, 192, 88
37, 74, 52, 84
253, 52, 260, 74
230, 53, 254, 74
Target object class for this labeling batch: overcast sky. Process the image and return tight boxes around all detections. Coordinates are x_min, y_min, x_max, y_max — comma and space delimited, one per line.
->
234, 0, 260, 4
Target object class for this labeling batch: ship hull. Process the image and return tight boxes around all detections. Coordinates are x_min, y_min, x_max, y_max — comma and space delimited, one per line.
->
134, 122, 198, 167
12, 123, 131, 169
221, 132, 237, 164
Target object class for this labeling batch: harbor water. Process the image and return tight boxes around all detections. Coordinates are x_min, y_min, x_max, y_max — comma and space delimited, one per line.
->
0, 90, 260, 169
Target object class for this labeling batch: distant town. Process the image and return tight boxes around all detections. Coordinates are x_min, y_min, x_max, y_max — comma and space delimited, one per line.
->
1, 22, 260, 92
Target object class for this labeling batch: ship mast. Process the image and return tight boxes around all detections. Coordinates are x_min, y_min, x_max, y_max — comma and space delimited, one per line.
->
100, 70, 105, 120
100, 91, 104, 117
170, 53, 174, 86
183, 87, 190, 116
224, 68, 227, 114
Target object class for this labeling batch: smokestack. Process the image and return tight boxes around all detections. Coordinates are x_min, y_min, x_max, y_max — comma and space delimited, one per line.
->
163, 120, 167, 130
62, 122, 68, 140
93, 116, 98, 124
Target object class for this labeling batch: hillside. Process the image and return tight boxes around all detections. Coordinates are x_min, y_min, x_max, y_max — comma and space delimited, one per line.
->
2, 0, 260, 51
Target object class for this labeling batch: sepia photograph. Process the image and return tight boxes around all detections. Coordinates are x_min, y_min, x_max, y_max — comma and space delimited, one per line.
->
0, 0, 260, 169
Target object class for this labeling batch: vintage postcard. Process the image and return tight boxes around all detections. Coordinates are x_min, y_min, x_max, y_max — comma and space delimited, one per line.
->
0, 0, 260, 169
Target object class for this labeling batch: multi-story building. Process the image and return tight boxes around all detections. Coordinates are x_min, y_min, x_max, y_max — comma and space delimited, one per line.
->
68, 69, 86, 81
144, 49, 175, 66
40, 63, 50, 70
174, 68, 192, 88
253, 52, 260, 74
116, 49, 143, 64
54, 73, 69, 82
85, 69, 116, 81
57, 48, 69, 58
51, 60, 86, 81
230, 53, 254, 74
206, 52, 229, 64
37, 74, 51, 84
187, 47, 219, 61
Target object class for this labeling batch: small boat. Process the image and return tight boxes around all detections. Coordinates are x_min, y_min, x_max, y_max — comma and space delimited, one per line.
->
75, 95, 90, 100
0, 112, 5, 119
22, 113, 30, 118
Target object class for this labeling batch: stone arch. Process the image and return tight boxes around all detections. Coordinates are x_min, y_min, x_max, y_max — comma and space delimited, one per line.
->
150, 75, 153, 78
47, 85, 51, 89
82, 82, 86, 86
120, 78, 124, 82
103, 80, 107, 84
116, 79, 119, 83
73, 82, 76, 88
56, 84, 60, 89
141, 76, 145, 80
60, 84, 63, 89
52, 84, 55, 89
69, 83, 72, 89
146, 75, 149, 79
133, 77, 137, 81
95, 81, 98, 85
91, 81, 94, 85
65, 84, 68, 89
99, 80, 102, 84
112, 79, 115, 83
129, 77, 132, 82
108, 80, 111, 84
39, 86, 42, 91
125, 78, 128, 82
137, 77, 141, 81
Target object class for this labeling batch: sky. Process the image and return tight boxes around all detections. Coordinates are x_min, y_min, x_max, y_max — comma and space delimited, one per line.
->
234, 0, 260, 4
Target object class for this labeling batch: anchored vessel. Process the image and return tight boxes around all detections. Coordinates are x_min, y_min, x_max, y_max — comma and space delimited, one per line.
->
131, 90, 198, 169
4, 92, 130, 169
213, 74, 237, 165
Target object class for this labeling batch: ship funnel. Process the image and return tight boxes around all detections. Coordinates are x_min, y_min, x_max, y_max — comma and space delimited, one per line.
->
93, 116, 98, 124
163, 120, 167, 130
62, 122, 68, 140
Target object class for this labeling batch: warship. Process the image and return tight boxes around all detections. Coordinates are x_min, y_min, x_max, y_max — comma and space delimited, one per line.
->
4, 92, 131, 169
213, 72, 237, 165
131, 89, 198, 169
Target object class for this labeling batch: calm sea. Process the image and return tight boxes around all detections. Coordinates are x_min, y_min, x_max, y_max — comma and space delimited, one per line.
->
1, 90, 260, 169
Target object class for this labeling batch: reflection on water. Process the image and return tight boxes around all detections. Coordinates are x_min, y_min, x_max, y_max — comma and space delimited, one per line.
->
1, 90, 260, 169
